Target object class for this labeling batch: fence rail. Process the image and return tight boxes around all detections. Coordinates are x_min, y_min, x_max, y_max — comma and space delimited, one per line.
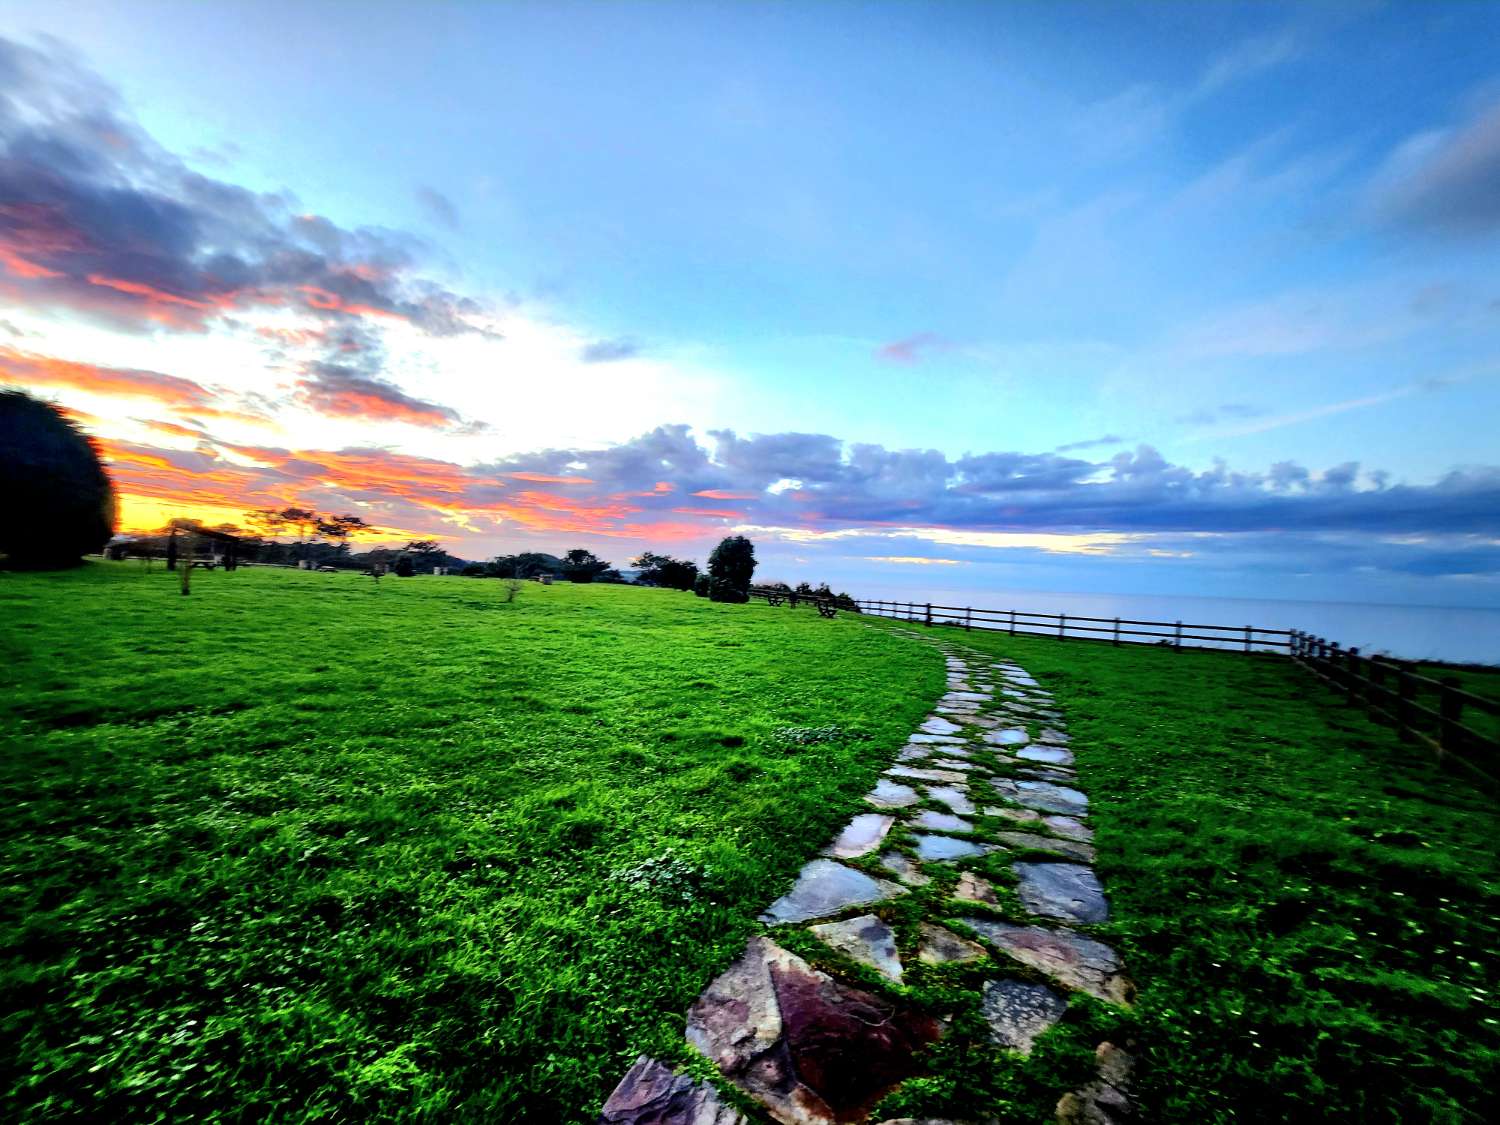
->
849, 596, 1294, 652
1289, 631, 1498, 785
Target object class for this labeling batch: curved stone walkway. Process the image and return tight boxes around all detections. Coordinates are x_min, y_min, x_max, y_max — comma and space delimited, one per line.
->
600, 634, 1134, 1125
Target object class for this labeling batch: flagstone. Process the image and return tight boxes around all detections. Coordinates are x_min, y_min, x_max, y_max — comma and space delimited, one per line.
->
957, 918, 1131, 1004
984, 728, 1031, 746
1017, 745, 1074, 766
913, 809, 973, 833
865, 779, 922, 809
686, 936, 940, 1125
810, 914, 904, 982
1013, 862, 1109, 924
983, 804, 1041, 823
760, 859, 907, 924
994, 832, 1095, 864
600, 1055, 746, 1125
920, 716, 963, 736
926, 785, 974, 815
1043, 815, 1092, 841
913, 834, 990, 862
887, 766, 969, 784
878, 850, 931, 887
917, 922, 986, 965
908, 733, 966, 745
824, 813, 895, 859
992, 778, 1089, 816
981, 979, 1068, 1055
954, 870, 999, 905
1038, 729, 1070, 744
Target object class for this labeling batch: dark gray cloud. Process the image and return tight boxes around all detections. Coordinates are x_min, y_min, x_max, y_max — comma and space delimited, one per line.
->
482, 428, 1500, 543
1376, 98, 1500, 234
580, 336, 642, 363
0, 35, 488, 335
415, 185, 460, 231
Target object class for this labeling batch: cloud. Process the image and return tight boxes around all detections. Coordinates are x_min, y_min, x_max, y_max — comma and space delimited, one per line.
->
414, 185, 460, 230
1372, 97, 1500, 234
875, 332, 948, 364
96, 413, 1500, 579
0, 35, 490, 335
1055, 434, 1126, 453
0, 344, 266, 425
1196, 32, 1302, 97
1174, 403, 1264, 426
579, 336, 642, 363
295, 363, 465, 428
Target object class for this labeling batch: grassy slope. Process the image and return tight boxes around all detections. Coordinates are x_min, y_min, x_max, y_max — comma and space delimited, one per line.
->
922, 623, 1499, 1123
0, 564, 939, 1122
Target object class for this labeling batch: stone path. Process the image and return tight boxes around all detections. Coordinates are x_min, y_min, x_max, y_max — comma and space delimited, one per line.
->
600, 635, 1135, 1124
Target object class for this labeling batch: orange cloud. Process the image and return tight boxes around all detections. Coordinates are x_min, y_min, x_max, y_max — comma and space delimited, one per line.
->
507, 472, 595, 484
672, 506, 744, 519
0, 345, 215, 411
693, 489, 756, 500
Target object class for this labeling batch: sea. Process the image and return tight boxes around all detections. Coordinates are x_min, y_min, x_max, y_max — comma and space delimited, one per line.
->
848, 583, 1500, 666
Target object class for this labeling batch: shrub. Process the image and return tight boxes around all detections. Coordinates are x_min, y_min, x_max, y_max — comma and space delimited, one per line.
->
693, 573, 710, 598
461, 563, 488, 577
394, 555, 415, 577
708, 576, 748, 603
0, 390, 116, 569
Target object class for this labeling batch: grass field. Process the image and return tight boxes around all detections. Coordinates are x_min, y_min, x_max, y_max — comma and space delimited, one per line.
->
0, 563, 938, 1122
3, 565, 1496, 1122
913, 623, 1499, 1123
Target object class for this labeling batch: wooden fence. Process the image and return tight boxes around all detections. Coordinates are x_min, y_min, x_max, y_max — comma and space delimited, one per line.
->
849, 596, 1295, 653
1289, 630, 1498, 784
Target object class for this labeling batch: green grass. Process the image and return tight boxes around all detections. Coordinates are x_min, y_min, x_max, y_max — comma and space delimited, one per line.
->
908, 623, 1499, 1123
0, 563, 939, 1122
5, 567, 1496, 1122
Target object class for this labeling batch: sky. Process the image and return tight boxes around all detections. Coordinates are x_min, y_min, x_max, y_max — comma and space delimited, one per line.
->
1, 0, 1498, 607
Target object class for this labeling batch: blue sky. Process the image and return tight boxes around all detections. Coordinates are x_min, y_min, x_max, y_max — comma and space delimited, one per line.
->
1, 1, 1497, 606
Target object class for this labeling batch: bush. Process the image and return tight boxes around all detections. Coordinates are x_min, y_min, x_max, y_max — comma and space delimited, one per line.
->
0, 390, 116, 569
634, 552, 699, 591
693, 573, 710, 598
461, 563, 488, 577
394, 555, 415, 577
708, 576, 748, 604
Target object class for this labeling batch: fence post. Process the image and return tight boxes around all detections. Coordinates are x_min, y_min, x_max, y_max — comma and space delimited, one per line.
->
1008, 609, 1016, 637
1113, 617, 1121, 646
924, 602, 932, 627
1244, 625, 1252, 654
1329, 642, 1342, 689
1058, 612, 1066, 640
964, 606, 972, 632
1370, 656, 1385, 703
1396, 666, 1415, 741
1439, 677, 1463, 760
1174, 620, 1182, 651
1346, 647, 1362, 704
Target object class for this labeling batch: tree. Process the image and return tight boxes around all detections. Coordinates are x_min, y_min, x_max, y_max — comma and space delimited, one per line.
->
394, 554, 415, 577
562, 548, 611, 583
0, 391, 116, 569
707, 535, 756, 602
633, 551, 699, 591
316, 513, 369, 561
693, 573, 710, 598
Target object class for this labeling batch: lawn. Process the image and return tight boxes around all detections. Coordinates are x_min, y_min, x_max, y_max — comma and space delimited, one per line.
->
900, 622, 1499, 1123
0, 563, 939, 1122
4, 567, 1496, 1123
